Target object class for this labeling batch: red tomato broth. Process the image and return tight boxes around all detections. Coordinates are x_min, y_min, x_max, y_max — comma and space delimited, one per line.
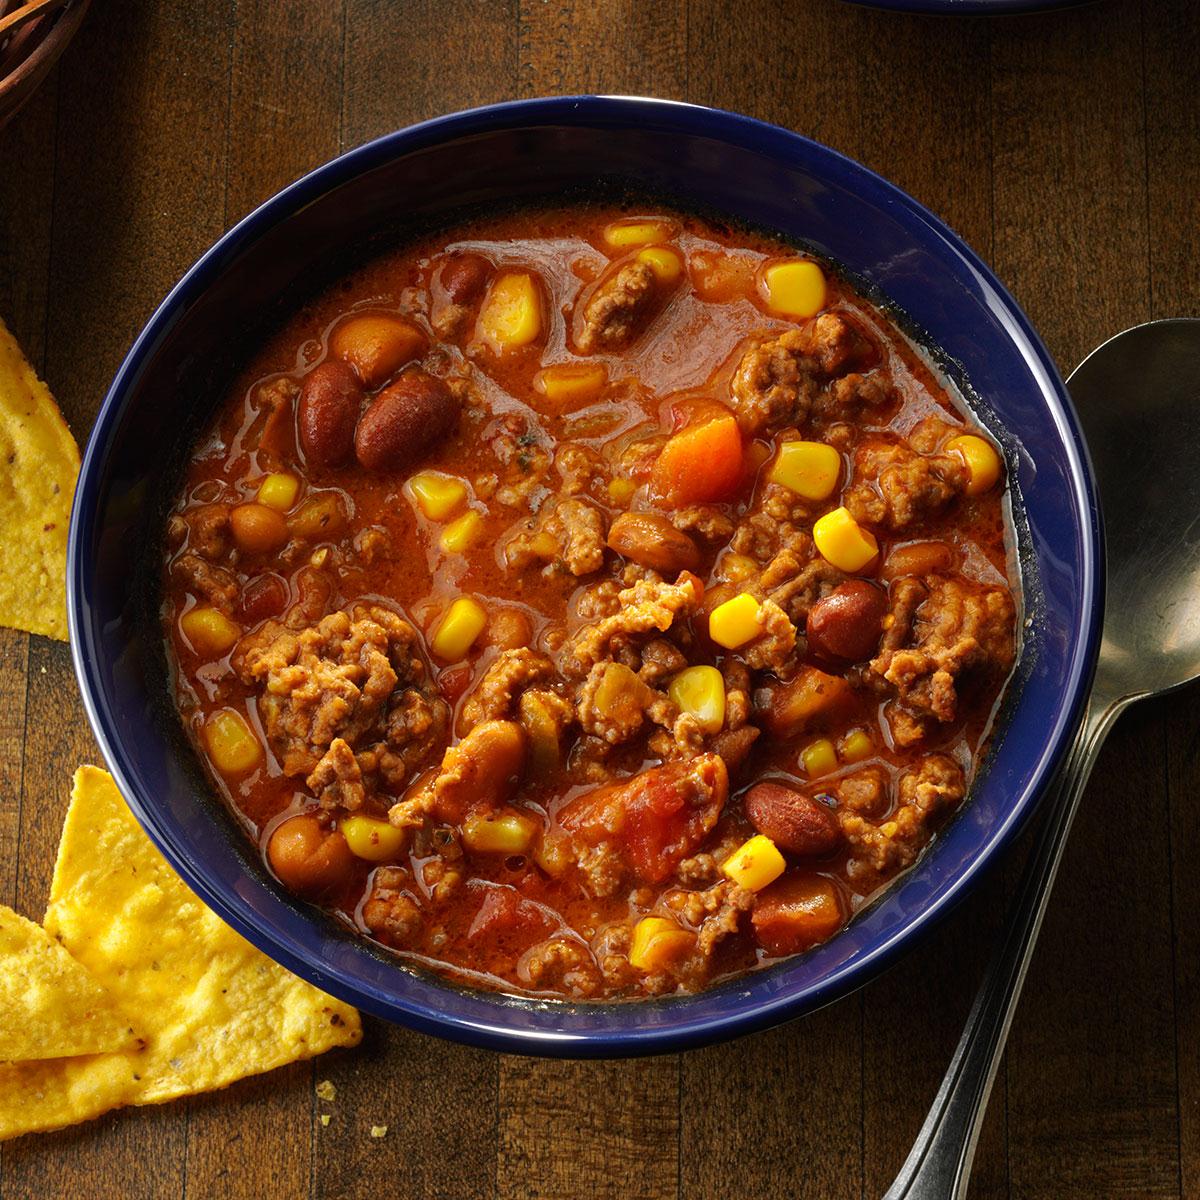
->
163, 203, 1021, 1000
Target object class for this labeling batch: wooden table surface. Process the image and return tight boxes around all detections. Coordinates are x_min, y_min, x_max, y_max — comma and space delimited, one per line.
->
1, 1, 1197, 1196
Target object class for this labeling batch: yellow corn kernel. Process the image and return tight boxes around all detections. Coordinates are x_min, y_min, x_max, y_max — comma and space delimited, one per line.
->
535, 363, 608, 407
409, 472, 468, 521
341, 815, 407, 863
180, 606, 241, 657
708, 592, 762, 650
628, 916, 695, 972
813, 506, 879, 573
256, 472, 300, 512
840, 729, 874, 763
203, 709, 262, 775
801, 737, 838, 778
479, 271, 542, 351
607, 477, 637, 506
768, 440, 841, 501
431, 597, 487, 661
763, 259, 827, 319
603, 219, 674, 250
462, 809, 537, 854
946, 434, 1003, 496
440, 509, 483, 554
635, 246, 684, 285
721, 834, 787, 893
668, 665, 726, 735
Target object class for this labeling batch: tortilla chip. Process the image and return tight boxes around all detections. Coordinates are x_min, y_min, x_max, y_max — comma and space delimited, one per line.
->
0, 767, 361, 1141
0, 905, 139, 1063
0, 317, 79, 641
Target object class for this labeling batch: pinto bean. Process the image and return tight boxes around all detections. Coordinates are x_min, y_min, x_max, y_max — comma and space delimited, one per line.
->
606, 511, 700, 574
354, 371, 459, 472
806, 580, 888, 663
298, 360, 362, 467
230, 503, 289, 554
440, 252, 491, 306
432, 720, 528, 823
744, 782, 843, 857
484, 608, 534, 652
881, 540, 955, 581
329, 313, 427, 388
266, 814, 354, 896
755, 666, 856, 739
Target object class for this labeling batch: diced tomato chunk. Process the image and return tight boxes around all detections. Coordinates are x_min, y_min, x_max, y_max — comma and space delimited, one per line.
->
752, 873, 845, 956
467, 885, 551, 948
560, 755, 728, 883
650, 415, 743, 507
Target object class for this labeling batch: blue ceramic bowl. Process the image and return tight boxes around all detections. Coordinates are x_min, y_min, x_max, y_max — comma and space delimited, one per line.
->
68, 96, 1102, 1057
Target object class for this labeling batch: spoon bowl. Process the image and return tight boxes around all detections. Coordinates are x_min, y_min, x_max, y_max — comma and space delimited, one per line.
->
1070, 319, 1200, 703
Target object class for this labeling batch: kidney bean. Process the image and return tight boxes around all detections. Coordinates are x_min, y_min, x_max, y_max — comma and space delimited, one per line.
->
236, 573, 288, 624
298, 360, 363, 467
806, 580, 888, 663
440, 252, 491, 306
744, 782, 844, 857
354, 371, 460, 472
607, 512, 700, 574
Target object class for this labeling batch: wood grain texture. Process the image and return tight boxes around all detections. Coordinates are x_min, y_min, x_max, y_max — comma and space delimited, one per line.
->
517, 0, 686, 99
498, 1056, 679, 1200
0, 1, 1195, 1196
343, 0, 517, 149
225, 0, 345, 224
314, 1027, 495, 1200
680, 1008, 861, 1200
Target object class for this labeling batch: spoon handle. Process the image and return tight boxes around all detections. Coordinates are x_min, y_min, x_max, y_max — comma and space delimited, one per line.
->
883, 692, 1124, 1200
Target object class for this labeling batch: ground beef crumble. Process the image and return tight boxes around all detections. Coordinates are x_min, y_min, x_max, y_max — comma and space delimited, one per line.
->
577, 258, 658, 353
839, 754, 966, 884
236, 603, 448, 784
505, 497, 607, 577
870, 575, 1015, 744
844, 422, 970, 533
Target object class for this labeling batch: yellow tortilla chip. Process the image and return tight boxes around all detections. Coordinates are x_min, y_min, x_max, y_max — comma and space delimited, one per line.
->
0, 317, 79, 641
0, 767, 361, 1141
0, 905, 139, 1063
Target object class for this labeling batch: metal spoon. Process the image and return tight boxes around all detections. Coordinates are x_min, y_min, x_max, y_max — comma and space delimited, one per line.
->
886, 318, 1200, 1200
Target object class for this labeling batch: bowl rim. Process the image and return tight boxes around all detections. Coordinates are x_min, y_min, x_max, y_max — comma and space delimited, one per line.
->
68, 94, 1103, 1056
